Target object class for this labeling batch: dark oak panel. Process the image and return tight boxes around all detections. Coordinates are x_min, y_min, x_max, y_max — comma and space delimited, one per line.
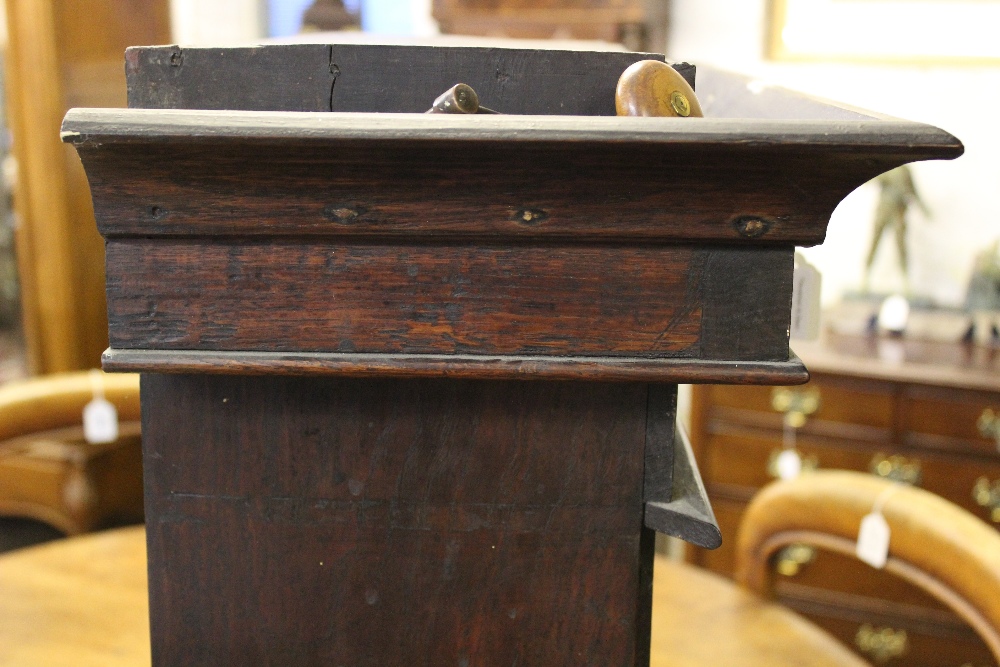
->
125, 43, 690, 115
104, 240, 797, 363
66, 111, 961, 247
101, 348, 811, 384
141, 374, 656, 666
106, 241, 701, 356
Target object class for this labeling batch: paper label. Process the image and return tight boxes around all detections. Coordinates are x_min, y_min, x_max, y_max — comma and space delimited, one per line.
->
856, 511, 891, 569
775, 448, 803, 480
790, 253, 822, 341
83, 398, 119, 444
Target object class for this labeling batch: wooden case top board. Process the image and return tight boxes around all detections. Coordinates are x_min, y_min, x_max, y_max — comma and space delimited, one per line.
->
62, 44, 963, 383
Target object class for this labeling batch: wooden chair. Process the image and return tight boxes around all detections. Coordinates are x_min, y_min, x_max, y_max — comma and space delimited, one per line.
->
0, 371, 143, 534
652, 470, 1000, 666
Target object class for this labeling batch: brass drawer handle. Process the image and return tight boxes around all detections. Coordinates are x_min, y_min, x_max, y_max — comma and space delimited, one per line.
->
979, 408, 1000, 451
771, 387, 821, 429
774, 543, 816, 577
870, 454, 922, 486
973, 477, 1000, 523
855, 624, 908, 663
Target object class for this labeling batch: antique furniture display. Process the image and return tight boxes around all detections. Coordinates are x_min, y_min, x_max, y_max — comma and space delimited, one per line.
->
62, 44, 961, 665
690, 332, 1000, 666
0, 371, 143, 535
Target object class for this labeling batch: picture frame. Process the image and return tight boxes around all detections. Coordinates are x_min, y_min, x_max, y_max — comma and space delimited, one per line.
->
767, 0, 1000, 64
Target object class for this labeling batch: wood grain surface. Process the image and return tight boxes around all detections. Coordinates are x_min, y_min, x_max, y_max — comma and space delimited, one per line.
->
65, 109, 962, 247
124, 44, 688, 115
101, 348, 811, 383
141, 374, 661, 665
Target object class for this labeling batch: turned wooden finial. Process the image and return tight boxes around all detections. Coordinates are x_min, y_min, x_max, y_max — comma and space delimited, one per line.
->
615, 60, 703, 118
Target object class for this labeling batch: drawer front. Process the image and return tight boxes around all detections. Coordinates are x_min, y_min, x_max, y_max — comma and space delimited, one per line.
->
903, 385, 1000, 457
707, 377, 896, 433
704, 431, 1000, 527
782, 605, 998, 667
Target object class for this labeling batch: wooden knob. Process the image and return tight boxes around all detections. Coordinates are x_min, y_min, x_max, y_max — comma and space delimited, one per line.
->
615, 60, 704, 118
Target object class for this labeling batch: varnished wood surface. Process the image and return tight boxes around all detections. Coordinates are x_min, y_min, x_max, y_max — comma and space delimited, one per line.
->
651, 556, 869, 667
0, 526, 149, 667
794, 331, 1000, 393
103, 348, 810, 383
140, 375, 657, 665
98, 242, 793, 365
0, 527, 868, 667
105, 243, 702, 355
62, 110, 960, 249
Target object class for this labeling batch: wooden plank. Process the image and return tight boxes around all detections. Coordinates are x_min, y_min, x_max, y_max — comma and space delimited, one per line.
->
125, 43, 690, 115
64, 109, 963, 247
102, 241, 797, 364
643, 384, 678, 505
700, 247, 794, 361
102, 348, 811, 384
104, 241, 702, 357
141, 374, 651, 665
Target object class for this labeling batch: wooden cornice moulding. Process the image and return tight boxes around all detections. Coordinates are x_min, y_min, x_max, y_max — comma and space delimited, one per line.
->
62, 108, 961, 246
61, 47, 962, 382
101, 348, 810, 384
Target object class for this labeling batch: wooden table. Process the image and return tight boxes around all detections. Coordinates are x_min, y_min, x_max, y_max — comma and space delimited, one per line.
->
0, 526, 866, 667
0, 527, 149, 667
61, 43, 961, 665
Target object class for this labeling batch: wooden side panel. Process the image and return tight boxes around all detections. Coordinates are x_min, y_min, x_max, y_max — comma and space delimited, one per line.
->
141, 374, 651, 665
105, 240, 792, 362
105, 241, 704, 356
701, 247, 793, 361
125, 44, 693, 116
77, 140, 848, 246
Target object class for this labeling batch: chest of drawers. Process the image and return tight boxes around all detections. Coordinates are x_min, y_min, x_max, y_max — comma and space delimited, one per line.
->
690, 332, 1000, 666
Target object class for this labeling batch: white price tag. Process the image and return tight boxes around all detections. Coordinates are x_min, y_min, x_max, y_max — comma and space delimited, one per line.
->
790, 252, 822, 341
83, 397, 119, 444
83, 369, 119, 445
774, 449, 803, 480
856, 511, 891, 569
